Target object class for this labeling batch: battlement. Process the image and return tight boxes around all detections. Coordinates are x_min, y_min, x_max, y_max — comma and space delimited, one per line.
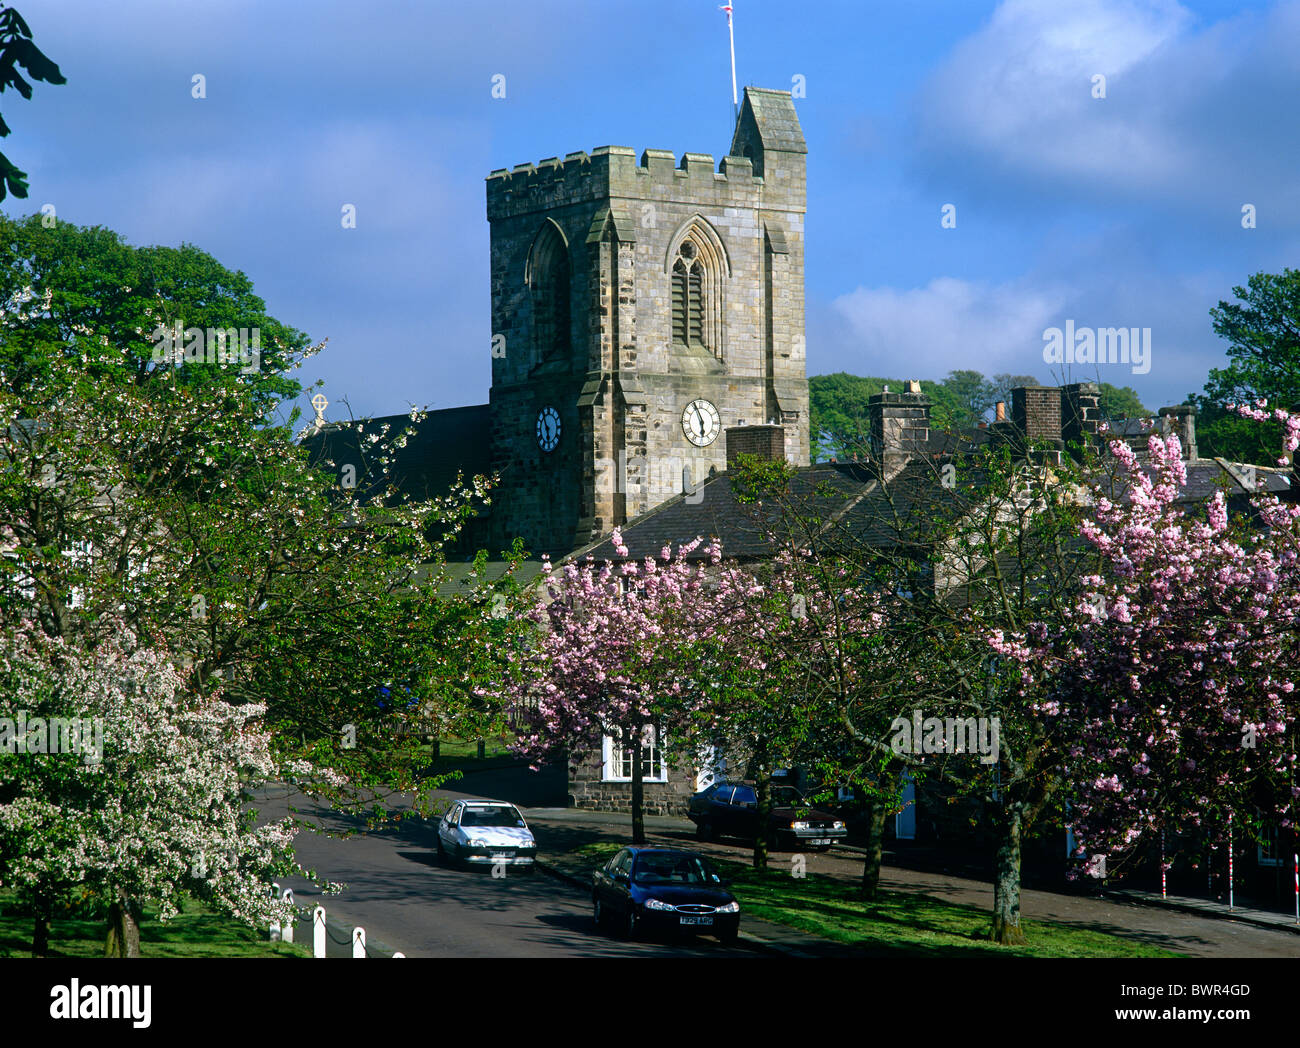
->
486, 144, 773, 218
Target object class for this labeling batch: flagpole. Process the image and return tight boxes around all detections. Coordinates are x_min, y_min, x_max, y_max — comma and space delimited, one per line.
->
722, 2, 738, 122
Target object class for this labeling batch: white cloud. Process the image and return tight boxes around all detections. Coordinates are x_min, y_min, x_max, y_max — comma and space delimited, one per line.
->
914, 0, 1300, 212
830, 276, 1067, 380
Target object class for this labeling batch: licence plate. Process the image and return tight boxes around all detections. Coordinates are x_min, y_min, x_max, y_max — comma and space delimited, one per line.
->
491, 851, 514, 858
680, 915, 713, 926
809, 839, 832, 846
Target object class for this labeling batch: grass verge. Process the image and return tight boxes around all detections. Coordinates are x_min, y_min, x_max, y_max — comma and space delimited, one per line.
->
562, 841, 1181, 958
0, 891, 310, 958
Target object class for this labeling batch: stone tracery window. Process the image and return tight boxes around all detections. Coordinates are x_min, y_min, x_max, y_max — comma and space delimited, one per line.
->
667, 219, 727, 361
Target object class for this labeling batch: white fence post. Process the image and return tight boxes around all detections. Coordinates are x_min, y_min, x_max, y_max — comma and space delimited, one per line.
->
313, 906, 326, 958
269, 882, 282, 941
281, 888, 295, 944
352, 926, 366, 958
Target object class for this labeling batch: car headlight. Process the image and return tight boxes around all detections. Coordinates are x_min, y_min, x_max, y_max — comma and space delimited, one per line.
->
790, 820, 809, 830
469, 838, 488, 848
644, 898, 675, 911
717, 901, 740, 913
832, 821, 845, 830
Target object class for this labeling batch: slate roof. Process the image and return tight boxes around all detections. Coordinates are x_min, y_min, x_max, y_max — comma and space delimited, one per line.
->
571, 458, 942, 565
567, 447, 1296, 569
299, 404, 493, 505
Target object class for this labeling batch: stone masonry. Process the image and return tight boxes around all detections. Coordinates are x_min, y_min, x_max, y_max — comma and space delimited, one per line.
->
485, 87, 810, 559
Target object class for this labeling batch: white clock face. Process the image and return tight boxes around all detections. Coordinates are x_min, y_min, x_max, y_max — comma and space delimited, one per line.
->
536, 406, 561, 452
681, 399, 721, 447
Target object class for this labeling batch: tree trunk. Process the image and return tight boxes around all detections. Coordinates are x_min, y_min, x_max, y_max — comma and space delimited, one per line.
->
104, 886, 142, 958
860, 802, 888, 900
753, 740, 771, 871
630, 725, 646, 845
31, 903, 51, 958
990, 797, 1027, 945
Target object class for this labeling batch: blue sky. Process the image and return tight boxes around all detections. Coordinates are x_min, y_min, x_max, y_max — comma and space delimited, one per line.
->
10, 0, 1300, 422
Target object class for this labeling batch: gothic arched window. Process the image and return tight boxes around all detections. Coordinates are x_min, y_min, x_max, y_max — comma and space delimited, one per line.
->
526, 220, 570, 365
672, 242, 704, 347
666, 219, 728, 361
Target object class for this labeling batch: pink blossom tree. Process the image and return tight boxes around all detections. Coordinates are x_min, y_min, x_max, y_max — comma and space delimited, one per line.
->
489, 529, 725, 844
991, 413, 1300, 882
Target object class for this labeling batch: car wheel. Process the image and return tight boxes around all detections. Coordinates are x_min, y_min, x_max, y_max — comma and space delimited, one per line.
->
718, 927, 738, 947
696, 820, 714, 842
436, 835, 445, 858
623, 907, 638, 940
593, 897, 606, 929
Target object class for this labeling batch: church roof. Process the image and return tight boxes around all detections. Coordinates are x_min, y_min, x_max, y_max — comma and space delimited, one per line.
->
299, 403, 493, 504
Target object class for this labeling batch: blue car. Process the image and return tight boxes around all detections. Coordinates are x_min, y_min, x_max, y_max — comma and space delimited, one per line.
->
591, 847, 740, 945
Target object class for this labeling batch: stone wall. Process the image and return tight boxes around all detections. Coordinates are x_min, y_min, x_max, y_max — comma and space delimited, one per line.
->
567, 748, 697, 817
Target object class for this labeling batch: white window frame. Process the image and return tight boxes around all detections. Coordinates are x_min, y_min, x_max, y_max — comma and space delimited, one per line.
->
1257, 818, 1283, 867
601, 731, 667, 783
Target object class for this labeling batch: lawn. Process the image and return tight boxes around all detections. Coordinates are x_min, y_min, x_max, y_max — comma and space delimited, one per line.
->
563, 842, 1181, 958
0, 891, 310, 958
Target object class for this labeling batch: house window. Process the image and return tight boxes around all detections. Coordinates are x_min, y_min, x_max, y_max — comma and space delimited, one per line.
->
602, 730, 667, 783
1257, 819, 1282, 867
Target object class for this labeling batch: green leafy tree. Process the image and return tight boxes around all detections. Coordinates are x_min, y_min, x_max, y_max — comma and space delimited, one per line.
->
0, 214, 309, 410
939, 370, 997, 429
0, 7, 64, 200
0, 290, 530, 833
1191, 269, 1300, 462
1095, 382, 1148, 421
989, 374, 1039, 413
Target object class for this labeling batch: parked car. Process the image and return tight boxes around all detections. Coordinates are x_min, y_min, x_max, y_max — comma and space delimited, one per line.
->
688, 782, 848, 851
435, 799, 537, 869
591, 847, 740, 944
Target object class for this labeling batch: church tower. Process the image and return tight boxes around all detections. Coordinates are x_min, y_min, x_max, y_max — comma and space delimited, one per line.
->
485, 87, 809, 558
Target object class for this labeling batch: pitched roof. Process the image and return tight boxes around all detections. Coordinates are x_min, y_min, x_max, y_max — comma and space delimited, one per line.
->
299, 404, 492, 504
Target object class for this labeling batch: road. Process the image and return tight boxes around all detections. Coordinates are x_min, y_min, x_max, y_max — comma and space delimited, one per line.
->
258, 778, 756, 958
259, 765, 1300, 959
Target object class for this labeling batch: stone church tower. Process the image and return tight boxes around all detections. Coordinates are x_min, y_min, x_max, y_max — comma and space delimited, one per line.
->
486, 87, 809, 558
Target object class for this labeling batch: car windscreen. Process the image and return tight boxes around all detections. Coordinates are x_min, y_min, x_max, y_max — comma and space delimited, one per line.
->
631, 854, 721, 886
772, 787, 805, 806
459, 806, 525, 828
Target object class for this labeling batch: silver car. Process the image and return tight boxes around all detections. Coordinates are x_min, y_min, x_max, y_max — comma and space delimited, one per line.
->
436, 799, 538, 869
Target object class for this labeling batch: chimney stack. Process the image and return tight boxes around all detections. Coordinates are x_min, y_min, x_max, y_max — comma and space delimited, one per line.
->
1061, 382, 1101, 452
1157, 405, 1197, 461
868, 381, 931, 471
725, 424, 786, 467
1012, 386, 1062, 442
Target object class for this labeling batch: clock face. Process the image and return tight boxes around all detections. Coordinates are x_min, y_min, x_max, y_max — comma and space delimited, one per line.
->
681, 399, 721, 447
536, 406, 561, 452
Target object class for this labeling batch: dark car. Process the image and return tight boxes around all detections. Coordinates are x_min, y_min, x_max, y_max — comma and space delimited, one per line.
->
688, 782, 848, 851
591, 847, 740, 945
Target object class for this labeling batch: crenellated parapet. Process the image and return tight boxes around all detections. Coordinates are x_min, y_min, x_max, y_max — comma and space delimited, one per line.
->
486, 145, 778, 222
